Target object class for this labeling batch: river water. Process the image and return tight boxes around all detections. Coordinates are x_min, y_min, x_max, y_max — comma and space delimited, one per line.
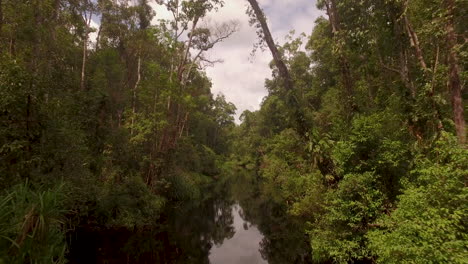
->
209, 204, 267, 264
68, 171, 311, 263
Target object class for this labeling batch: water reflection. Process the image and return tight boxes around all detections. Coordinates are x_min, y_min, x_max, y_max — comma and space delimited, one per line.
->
67, 170, 311, 263
209, 204, 267, 264
229, 171, 312, 264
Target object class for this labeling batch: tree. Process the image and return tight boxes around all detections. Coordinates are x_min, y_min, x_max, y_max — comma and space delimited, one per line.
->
445, 0, 465, 144
246, 0, 307, 135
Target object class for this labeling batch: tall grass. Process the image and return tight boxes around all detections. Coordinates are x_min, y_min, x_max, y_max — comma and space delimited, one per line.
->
0, 182, 67, 264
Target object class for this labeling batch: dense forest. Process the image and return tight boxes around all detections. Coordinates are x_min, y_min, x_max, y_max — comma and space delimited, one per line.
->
0, 0, 466, 263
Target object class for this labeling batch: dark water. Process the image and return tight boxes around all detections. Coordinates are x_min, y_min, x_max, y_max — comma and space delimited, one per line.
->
67, 171, 311, 263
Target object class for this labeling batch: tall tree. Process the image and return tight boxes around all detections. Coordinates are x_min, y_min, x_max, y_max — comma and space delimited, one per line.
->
320, 0, 355, 118
445, 0, 465, 144
80, 0, 94, 91
0, 0, 3, 39
246, 0, 307, 135
246, 0, 292, 92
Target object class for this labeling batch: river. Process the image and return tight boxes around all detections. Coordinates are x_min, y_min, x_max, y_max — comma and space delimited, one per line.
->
67, 170, 312, 263
209, 203, 266, 264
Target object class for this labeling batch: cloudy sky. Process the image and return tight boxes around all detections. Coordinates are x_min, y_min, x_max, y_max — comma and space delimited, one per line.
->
151, 0, 323, 121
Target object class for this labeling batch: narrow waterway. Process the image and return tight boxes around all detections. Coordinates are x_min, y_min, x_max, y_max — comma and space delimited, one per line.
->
209, 204, 267, 264
68, 170, 311, 263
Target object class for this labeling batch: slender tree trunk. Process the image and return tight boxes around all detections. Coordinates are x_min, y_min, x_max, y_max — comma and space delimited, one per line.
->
9, 37, 15, 56
81, 33, 87, 90
0, 0, 3, 40
178, 16, 199, 81
404, 15, 427, 71
50, 0, 60, 41
399, 47, 415, 97
178, 112, 188, 138
246, 0, 293, 92
431, 45, 444, 131
325, 0, 355, 114
131, 55, 141, 136
81, 9, 92, 91
445, 0, 465, 144
26, 92, 32, 155
95, 24, 101, 50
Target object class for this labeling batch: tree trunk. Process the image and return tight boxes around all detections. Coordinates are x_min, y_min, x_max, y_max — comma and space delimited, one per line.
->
81, 9, 92, 91
95, 24, 101, 50
246, 0, 293, 92
0, 0, 3, 40
325, 0, 355, 114
80, 33, 87, 91
247, 0, 308, 134
404, 15, 427, 72
399, 47, 415, 97
50, 0, 60, 41
445, 0, 465, 144
131, 55, 141, 136
178, 16, 199, 81
178, 112, 189, 138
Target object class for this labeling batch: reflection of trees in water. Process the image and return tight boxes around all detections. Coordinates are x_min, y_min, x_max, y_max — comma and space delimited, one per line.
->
211, 198, 236, 245
231, 170, 312, 264
68, 180, 236, 264
158, 183, 236, 263
69, 170, 311, 264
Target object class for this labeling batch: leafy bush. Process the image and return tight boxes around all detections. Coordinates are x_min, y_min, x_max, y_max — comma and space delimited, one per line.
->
309, 172, 384, 263
368, 133, 468, 263
96, 176, 167, 228
0, 183, 67, 264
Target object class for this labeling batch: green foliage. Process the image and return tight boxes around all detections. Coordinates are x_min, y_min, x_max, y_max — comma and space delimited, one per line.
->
368, 133, 468, 263
1, 0, 466, 262
309, 172, 384, 263
0, 183, 67, 264
96, 176, 167, 228
0, 0, 237, 260
260, 129, 309, 203
232, 0, 466, 262
0, 58, 32, 184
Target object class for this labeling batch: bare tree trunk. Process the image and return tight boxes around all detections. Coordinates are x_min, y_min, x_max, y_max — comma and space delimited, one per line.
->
9, 37, 14, 55
246, 0, 293, 92
399, 47, 415, 97
178, 112, 189, 138
431, 45, 444, 131
247, 0, 309, 134
81, 9, 92, 91
131, 55, 141, 136
178, 16, 199, 81
81, 34, 87, 90
445, 0, 465, 144
404, 15, 427, 71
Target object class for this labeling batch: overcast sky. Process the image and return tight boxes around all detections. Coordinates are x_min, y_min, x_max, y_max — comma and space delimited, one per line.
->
151, 0, 323, 121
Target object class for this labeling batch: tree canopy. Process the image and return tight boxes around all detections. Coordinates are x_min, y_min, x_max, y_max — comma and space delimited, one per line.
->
0, 0, 466, 263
